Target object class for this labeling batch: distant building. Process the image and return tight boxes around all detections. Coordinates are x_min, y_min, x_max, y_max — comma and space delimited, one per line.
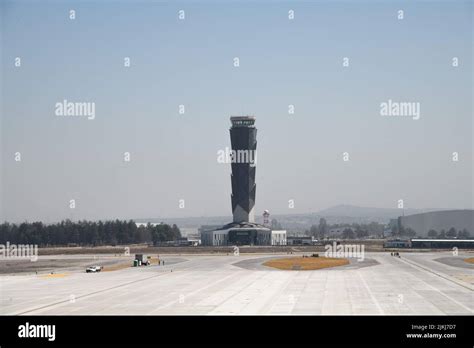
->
201, 229, 229, 246
399, 210, 474, 237
287, 236, 313, 246
198, 225, 222, 234
175, 237, 200, 246
383, 239, 411, 248
271, 230, 287, 245
328, 226, 353, 237
411, 239, 474, 249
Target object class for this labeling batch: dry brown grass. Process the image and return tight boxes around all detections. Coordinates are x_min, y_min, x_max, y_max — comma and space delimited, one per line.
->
39, 273, 69, 278
102, 262, 131, 272
149, 257, 160, 265
464, 257, 474, 264
263, 256, 349, 270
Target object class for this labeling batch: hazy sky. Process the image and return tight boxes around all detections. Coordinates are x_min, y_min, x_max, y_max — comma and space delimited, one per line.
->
1, 0, 472, 223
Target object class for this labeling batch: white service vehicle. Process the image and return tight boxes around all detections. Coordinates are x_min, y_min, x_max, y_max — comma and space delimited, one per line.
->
86, 266, 103, 273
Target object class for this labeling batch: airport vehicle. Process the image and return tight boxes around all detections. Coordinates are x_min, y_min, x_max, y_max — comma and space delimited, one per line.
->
135, 254, 151, 266
86, 266, 103, 273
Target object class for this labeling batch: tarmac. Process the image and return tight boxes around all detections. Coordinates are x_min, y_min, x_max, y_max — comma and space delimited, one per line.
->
0, 252, 472, 315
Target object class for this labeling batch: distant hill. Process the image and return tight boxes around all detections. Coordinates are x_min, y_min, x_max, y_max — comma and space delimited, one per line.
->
316, 204, 424, 219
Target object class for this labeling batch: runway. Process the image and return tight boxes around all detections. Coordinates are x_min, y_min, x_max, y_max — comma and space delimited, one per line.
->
0, 252, 472, 315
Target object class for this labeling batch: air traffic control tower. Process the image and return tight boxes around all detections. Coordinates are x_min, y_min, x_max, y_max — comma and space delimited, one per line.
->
199, 116, 287, 246
230, 116, 257, 223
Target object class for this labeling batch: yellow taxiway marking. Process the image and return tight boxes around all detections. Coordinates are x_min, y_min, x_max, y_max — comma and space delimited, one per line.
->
40, 273, 69, 278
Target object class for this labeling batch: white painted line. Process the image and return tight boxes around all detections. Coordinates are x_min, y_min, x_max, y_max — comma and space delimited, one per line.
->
357, 271, 384, 315
397, 257, 473, 313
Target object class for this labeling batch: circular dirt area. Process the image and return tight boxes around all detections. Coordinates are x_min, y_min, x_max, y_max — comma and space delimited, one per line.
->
263, 257, 349, 270
464, 257, 474, 264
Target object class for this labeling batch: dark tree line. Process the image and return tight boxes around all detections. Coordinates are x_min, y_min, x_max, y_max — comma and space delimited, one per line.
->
391, 217, 471, 238
427, 228, 470, 239
0, 220, 181, 247
305, 218, 385, 239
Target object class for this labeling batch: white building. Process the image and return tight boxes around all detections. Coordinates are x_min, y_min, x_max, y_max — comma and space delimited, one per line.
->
271, 230, 287, 245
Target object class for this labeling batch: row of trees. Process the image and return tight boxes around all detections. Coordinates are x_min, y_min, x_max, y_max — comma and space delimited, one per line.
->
0, 220, 181, 247
427, 228, 470, 239
390, 225, 416, 237
304, 218, 385, 239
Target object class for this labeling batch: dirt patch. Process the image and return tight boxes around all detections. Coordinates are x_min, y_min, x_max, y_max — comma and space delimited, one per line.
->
39, 273, 69, 279
263, 256, 349, 270
102, 262, 131, 272
464, 257, 474, 264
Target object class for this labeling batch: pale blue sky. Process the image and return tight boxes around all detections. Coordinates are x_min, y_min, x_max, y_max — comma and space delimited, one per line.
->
1, 0, 472, 222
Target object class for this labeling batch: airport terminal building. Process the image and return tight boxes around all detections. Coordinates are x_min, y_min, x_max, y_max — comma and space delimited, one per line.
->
201, 116, 286, 246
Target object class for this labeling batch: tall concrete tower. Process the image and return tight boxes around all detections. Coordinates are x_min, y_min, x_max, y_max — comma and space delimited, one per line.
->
230, 116, 257, 223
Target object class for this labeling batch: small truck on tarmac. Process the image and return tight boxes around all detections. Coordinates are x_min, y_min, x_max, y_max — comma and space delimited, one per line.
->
86, 266, 103, 273
134, 254, 151, 266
